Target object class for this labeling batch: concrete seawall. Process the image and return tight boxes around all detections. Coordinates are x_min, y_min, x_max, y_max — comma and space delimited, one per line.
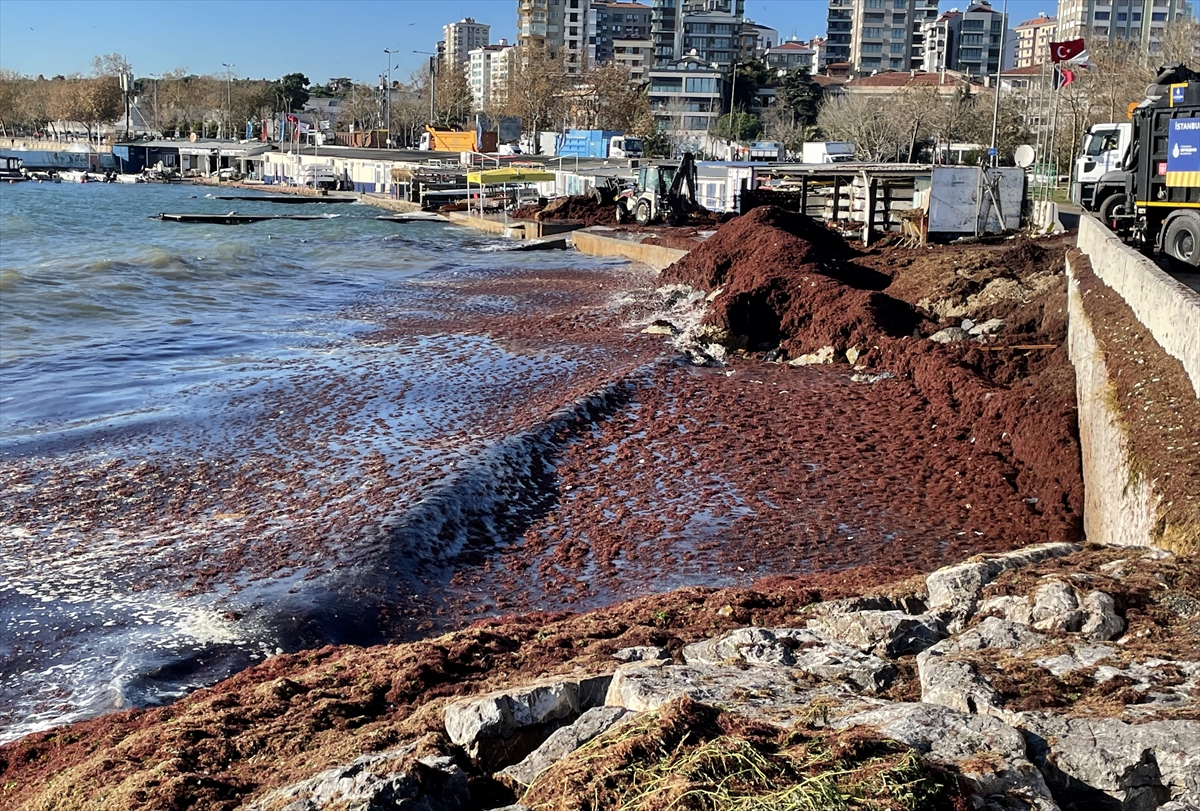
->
571, 229, 690, 272
1076, 215, 1200, 398
1069, 215, 1200, 549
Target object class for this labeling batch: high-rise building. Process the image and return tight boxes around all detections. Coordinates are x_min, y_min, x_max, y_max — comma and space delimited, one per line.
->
919, 2, 1008, 77
587, 1, 652, 66
468, 40, 516, 111
681, 10, 743, 66
1056, 0, 1193, 56
825, 0, 941, 73
516, 0, 590, 73
1013, 13, 1058, 67
444, 18, 490, 67
649, 0, 746, 67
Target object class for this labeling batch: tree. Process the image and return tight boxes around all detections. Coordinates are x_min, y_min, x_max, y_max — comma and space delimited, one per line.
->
276, 73, 310, 113
1159, 18, 1200, 67
730, 59, 771, 111
577, 60, 651, 132
434, 61, 474, 128
91, 53, 131, 78
712, 111, 762, 141
817, 93, 906, 162
75, 77, 123, 143
497, 45, 570, 145
775, 67, 822, 130
337, 83, 383, 132
0, 69, 23, 136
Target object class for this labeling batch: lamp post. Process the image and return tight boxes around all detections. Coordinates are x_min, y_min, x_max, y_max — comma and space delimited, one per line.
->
414, 51, 438, 125
221, 62, 235, 140
383, 48, 398, 147
147, 73, 160, 136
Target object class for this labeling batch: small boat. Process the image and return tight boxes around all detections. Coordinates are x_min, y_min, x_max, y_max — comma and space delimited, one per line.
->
60, 170, 105, 183
1, 156, 28, 182
115, 173, 146, 184
25, 170, 61, 183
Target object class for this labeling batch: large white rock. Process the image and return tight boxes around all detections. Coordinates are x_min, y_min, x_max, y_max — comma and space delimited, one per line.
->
925, 543, 1080, 632
806, 609, 946, 658
681, 627, 897, 693
239, 743, 470, 811
498, 705, 633, 789
604, 660, 881, 727
1023, 715, 1200, 808
833, 703, 1059, 810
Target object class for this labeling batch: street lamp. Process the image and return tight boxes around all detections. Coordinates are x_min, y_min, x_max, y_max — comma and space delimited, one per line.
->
988, 0, 1009, 167
384, 48, 398, 147
414, 51, 439, 125
221, 62, 235, 140
147, 73, 160, 137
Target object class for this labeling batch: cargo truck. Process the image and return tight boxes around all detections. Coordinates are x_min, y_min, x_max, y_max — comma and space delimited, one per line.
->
801, 141, 856, 164
1096, 64, 1200, 267
556, 129, 643, 159
418, 127, 499, 153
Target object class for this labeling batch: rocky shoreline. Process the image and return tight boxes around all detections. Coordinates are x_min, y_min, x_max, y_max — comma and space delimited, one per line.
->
3, 208, 1197, 811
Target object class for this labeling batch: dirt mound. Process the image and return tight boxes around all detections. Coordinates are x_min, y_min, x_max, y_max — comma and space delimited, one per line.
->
661, 206, 915, 354
535, 195, 617, 227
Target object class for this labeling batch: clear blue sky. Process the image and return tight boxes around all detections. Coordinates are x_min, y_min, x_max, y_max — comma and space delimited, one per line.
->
0, 0, 1154, 84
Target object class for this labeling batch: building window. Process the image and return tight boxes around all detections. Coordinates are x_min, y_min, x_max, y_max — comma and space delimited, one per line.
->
863, 26, 884, 36
1095, 11, 1110, 19
890, 42, 905, 52
864, 0, 885, 7
1151, 11, 1166, 19
862, 42, 884, 52
685, 76, 718, 92
1116, 12, 1126, 20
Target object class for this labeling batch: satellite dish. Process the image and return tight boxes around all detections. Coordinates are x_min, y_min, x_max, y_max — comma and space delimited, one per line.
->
1014, 144, 1035, 168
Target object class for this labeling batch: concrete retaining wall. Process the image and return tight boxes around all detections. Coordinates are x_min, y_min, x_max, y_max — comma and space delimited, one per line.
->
571, 229, 689, 271
1066, 250, 1159, 547
1076, 214, 1200, 398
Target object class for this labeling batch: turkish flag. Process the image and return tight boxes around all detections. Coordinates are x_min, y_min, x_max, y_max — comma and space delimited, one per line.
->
1050, 39, 1085, 63
286, 114, 299, 124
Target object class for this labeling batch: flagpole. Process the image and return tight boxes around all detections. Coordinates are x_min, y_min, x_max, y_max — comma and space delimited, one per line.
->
989, 0, 1009, 167
1048, 71, 1061, 199
1033, 58, 1048, 197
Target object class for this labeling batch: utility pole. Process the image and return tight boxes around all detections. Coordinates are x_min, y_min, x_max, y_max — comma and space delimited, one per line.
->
222, 62, 235, 140
415, 51, 438, 124
384, 48, 397, 147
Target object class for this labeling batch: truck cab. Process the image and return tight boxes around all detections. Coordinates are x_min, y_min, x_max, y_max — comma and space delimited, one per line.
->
610, 135, 643, 159
1073, 122, 1131, 209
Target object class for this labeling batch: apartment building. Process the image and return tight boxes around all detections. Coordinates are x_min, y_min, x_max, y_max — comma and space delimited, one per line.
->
517, 0, 590, 72
587, 1, 652, 66
647, 53, 729, 131
1012, 13, 1057, 67
467, 40, 515, 111
444, 18, 490, 67
613, 37, 653, 81
765, 39, 819, 71
649, 0, 746, 67
825, 0, 942, 73
1056, 0, 1193, 55
741, 21, 779, 56
681, 11, 743, 66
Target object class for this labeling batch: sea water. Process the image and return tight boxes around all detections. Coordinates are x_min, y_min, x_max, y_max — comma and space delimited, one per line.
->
0, 182, 623, 742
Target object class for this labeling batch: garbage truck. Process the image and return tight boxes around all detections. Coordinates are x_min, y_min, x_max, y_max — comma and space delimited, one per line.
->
1096, 64, 1200, 267
556, 130, 643, 159
418, 126, 499, 153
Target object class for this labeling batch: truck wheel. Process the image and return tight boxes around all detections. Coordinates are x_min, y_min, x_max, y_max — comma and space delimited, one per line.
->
1098, 194, 1130, 231
615, 203, 628, 224
1163, 213, 1200, 268
635, 199, 652, 226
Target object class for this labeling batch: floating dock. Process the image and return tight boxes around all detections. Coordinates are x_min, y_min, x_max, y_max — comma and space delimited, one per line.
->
210, 195, 354, 204
153, 213, 339, 224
